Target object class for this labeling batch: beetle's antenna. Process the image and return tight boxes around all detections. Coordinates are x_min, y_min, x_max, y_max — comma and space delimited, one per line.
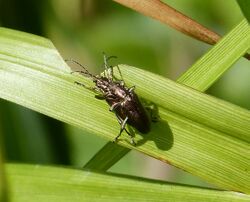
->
65, 59, 95, 78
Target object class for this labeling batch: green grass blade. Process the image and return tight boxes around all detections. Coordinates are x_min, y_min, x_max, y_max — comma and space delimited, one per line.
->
237, 0, 250, 22
0, 149, 8, 202
84, 143, 130, 171
178, 19, 250, 90
0, 27, 250, 192
6, 164, 250, 202
84, 19, 250, 171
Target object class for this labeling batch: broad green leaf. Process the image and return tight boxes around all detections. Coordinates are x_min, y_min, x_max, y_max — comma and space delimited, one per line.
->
0, 27, 249, 193
6, 164, 250, 202
85, 19, 250, 171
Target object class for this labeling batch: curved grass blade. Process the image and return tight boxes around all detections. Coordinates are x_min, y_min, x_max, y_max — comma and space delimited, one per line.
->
6, 164, 250, 202
85, 19, 250, 172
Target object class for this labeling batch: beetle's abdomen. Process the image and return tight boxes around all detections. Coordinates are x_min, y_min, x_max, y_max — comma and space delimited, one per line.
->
123, 94, 151, 134
127, 105, 151, 134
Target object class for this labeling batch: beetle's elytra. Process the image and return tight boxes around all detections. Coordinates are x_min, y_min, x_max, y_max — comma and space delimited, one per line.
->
67, 54, 151, 144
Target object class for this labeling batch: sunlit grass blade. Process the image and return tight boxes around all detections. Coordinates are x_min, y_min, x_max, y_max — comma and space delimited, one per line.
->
0, 27, 249, 193
84, 19, 250, 171
6, 164, 250, 202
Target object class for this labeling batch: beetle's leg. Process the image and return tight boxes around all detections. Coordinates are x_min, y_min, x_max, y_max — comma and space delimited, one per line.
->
94, 88, 106, 99
74, 81, 86, 87
113, 115, 136, 145
102, 53, 121, 82
112, 65, 126, 85
114, 116, 128, 142
94, 94, 105, 100
144, 103, 160, 123
74, 81, 96, 93
128, 85, 135, 93
75, 81, 94, 91
102, 53, 117, 80
114, 113, 123, 127
125, 129, 136, 145
75, 81, 104, 99
116, 65, 124, 81
109, 102, 121, 111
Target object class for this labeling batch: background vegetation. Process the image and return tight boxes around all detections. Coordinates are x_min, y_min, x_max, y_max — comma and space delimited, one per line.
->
0, 0, 249, 201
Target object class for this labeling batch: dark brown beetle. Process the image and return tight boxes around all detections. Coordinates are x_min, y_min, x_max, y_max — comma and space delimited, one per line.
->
67, 54, 151, 144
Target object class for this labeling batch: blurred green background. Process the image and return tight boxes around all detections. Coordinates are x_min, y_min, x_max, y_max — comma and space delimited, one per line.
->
0, 0, 249, 188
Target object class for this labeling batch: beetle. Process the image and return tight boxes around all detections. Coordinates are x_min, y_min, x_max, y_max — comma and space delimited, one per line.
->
67, 54, 151, 144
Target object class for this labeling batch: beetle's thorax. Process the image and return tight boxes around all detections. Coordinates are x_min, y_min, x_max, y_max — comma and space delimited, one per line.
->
94, 77, 131, 103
